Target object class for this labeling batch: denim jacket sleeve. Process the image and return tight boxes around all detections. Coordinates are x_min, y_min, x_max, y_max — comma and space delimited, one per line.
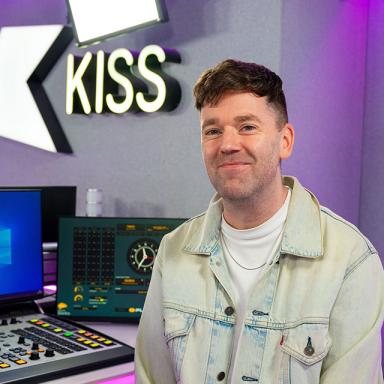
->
134, 241, 177, 384
320, 251, 384, 383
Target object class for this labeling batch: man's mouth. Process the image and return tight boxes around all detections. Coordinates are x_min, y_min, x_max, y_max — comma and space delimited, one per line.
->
219, 161, 250, 168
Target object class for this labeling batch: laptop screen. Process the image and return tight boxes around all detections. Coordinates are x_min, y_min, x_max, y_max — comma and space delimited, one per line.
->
0, 190, 43, 304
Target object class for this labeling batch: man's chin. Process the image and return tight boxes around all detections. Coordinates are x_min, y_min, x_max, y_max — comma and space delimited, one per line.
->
217, 188, 253, 203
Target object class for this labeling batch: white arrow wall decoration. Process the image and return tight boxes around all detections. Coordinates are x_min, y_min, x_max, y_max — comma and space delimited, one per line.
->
0, 25, 73, 153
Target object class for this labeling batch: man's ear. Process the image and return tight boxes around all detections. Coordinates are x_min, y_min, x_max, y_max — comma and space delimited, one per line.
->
280, 123, 295, 160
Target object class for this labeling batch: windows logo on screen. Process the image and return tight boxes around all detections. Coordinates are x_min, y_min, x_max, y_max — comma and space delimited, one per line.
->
0, 229, 11, 265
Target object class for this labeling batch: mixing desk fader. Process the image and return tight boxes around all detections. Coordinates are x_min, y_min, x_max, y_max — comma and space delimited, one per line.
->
0, 313, 134, 384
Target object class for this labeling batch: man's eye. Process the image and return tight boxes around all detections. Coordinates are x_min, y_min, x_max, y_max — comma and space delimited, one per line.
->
204, 128, 220, 136
241, 125, 256, 132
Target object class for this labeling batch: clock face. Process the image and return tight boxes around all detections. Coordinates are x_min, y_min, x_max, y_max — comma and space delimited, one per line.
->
127, 238, 158, 275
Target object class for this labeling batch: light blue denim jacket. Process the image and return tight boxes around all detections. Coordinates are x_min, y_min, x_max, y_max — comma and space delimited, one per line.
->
135, 177, 384, 383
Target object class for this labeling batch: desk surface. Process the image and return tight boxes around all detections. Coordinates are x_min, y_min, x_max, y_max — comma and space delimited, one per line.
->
42, 321, 137, 384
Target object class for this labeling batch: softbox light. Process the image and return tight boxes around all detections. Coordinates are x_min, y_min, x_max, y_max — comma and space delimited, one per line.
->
66, 0, 168, 47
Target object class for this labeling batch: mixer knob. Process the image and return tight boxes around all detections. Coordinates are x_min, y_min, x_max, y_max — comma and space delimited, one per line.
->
10, 318, 17, 324
45, 349, 55, 357
32, 342, 39, 350
29, 351, 40, 360
1, 319, 8, 326
17, 336, 25, 344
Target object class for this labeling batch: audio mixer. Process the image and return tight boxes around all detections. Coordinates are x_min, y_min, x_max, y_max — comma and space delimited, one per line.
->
0, 190, 134, 383
0, 312, 134, 384
57, 217, 186, 321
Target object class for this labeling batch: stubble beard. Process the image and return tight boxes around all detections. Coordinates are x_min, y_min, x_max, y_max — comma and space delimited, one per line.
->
211, 167, 279, 205
208, 150, 281, 205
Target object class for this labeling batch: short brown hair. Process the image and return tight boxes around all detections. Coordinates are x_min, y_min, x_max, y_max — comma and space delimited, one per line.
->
193, 59, 288, 125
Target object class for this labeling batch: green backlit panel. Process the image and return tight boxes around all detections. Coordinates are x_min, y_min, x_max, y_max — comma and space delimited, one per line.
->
57, 217, 186, 322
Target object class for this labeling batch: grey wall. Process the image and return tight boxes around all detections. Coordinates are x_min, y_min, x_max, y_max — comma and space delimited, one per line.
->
281, 0, 369, 226
0, 0, 374, 233
360, 0, 384, 258
0, 0, 67, 26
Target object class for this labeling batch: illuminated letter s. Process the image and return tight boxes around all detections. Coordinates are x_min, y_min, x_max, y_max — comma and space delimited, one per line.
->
136, 45, 181, 113
106, 48, 135, 114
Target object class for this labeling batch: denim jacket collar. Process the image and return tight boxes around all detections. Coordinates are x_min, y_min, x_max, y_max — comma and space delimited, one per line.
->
183, 176, 323, 259
281, 176, 323, 258
182, 193, 222, 256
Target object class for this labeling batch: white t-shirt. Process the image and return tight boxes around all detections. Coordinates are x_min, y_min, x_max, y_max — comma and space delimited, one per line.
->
221, 188, 291, 379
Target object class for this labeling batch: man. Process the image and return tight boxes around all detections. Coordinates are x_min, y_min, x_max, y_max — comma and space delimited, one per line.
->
135, 60, 384, 383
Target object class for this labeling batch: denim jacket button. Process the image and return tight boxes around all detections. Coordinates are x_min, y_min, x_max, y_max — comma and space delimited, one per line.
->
304, 345, 315, 356
224, 306, 235, 316
304, 337, 315, 356
217, 371, 225, 381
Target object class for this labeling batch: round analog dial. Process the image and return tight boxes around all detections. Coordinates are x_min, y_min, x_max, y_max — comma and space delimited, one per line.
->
127, 238, 158, 274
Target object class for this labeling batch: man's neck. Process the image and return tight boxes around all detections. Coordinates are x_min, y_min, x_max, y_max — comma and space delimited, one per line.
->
222, 183, 288, 230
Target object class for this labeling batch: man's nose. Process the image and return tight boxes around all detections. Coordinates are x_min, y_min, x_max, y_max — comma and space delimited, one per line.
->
220, 128, 241, 153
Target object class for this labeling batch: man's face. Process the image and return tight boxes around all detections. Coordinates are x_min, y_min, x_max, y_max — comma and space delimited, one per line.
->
200, 91, 292, 203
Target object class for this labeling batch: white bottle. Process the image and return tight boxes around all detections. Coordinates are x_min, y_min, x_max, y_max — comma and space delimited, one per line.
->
86, 188, 103, 217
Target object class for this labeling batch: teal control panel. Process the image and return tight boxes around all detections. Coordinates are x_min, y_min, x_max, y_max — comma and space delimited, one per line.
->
56, 217, 186, 322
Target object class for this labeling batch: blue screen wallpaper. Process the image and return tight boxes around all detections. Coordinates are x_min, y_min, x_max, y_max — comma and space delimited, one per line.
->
0, 191, 43, 298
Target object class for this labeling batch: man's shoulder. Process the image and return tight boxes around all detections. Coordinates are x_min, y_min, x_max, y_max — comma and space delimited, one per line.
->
163, 211, 207, 242
319, 205, 378, 266
157, 210, 207, 250
319, 205, 374, 245
156, 210, 212, 267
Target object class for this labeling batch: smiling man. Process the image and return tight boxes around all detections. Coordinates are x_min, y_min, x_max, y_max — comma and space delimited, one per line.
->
135, 60, 384, 383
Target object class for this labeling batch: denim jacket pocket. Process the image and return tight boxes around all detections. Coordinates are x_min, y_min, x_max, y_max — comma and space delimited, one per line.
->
164, 308, 196, 381
280, 323, 332, 383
